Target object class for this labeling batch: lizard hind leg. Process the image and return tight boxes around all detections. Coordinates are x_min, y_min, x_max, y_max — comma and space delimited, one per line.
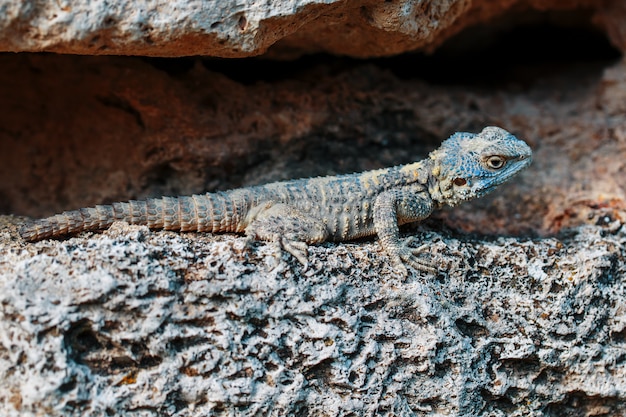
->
244, 203, 328, 266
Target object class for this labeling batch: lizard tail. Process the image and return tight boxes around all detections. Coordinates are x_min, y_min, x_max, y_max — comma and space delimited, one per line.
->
19, 193, 248, 242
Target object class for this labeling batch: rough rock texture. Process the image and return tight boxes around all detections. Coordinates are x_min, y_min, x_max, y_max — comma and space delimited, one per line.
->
1, 217, 625, 417
1, 0, 625, 58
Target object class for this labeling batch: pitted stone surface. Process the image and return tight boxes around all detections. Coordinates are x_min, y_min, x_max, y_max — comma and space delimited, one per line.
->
1, 219, 625, 416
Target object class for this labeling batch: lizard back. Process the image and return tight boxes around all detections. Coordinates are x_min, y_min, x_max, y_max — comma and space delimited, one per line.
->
19, 162, 428, 242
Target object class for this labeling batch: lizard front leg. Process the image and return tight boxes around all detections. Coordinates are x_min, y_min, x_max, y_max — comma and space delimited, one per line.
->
373, 187, 436, 276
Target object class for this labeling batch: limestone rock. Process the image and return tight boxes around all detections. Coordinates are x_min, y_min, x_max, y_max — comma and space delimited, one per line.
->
1, 217, 625, 416
1, 2, 626, 416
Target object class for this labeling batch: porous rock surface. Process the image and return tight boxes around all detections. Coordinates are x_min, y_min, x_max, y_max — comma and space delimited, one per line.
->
1, 218, 625, 416
1, 0, 625, 57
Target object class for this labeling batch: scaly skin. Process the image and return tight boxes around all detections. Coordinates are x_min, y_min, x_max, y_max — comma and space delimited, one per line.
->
20, 126, 532, 275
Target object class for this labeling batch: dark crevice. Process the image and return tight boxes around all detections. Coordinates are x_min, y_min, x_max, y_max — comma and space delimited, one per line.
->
96, 94, 145, 129
64, 319, 104, 366
64, 320, 164, 375
145, 10, 621, 89
480, 389, 516, 414
162, 390, 188, 414
455, 318, 490, 338
376, 9, 621, 87
544, 391, 622, 417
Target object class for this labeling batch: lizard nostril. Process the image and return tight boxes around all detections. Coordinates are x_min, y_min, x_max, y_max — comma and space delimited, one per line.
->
453, 178, 467, 186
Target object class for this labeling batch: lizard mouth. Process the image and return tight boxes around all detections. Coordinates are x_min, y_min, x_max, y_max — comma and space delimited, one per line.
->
473, 153, 532, 196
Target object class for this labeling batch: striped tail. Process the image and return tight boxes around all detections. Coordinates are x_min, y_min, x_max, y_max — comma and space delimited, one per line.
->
19, 193, 249, 242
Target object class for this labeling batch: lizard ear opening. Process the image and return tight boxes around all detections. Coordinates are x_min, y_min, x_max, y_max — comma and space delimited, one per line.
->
453, 178, 467, 186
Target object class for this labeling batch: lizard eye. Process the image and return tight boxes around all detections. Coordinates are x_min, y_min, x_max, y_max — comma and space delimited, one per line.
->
486, 155, 506, 170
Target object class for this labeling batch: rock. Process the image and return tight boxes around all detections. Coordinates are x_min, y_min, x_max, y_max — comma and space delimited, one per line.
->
1, 217, 625, 416
0, 0, 623, 58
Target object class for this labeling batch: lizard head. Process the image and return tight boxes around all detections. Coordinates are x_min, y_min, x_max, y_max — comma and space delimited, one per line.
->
429, 126, 532, 207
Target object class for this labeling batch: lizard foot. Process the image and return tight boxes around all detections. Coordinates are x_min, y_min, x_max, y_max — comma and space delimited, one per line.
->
244, 236, 309, 266
243, 235, 309, 267
391, 237, 439, 276
279, 237, 309, 266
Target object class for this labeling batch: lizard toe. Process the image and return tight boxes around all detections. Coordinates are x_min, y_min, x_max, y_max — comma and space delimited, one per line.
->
397, 241, 439, 274
402, 254, 438, 274
281, 238, 309, 266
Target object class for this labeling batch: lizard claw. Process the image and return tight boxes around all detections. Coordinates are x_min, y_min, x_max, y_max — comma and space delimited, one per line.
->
279, 237, 310, 266
391, 238, 439, 276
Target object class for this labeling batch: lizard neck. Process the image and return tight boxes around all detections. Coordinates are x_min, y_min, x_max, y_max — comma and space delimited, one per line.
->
395, 159, 432, 187
426, 157, 451, 208
396, 159, 445, 208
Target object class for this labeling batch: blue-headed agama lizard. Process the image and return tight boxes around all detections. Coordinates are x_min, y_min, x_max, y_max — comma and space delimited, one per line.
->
20, 126, 532, 275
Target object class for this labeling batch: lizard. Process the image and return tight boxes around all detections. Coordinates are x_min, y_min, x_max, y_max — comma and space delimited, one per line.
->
19, 126, 532, 275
